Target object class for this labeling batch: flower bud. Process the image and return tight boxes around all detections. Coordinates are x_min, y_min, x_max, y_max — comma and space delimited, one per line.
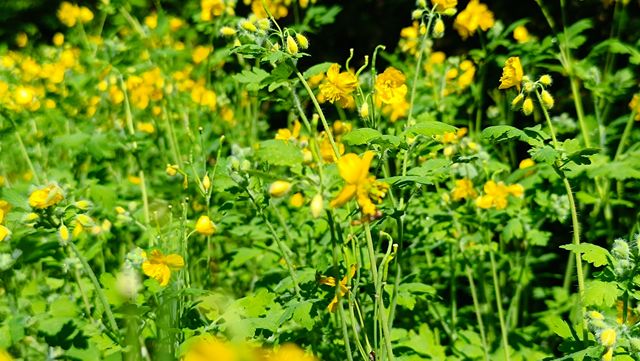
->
602, 347, 613, 361
411, 9, 423, 20
116, 269, 141, 299
442, 8, 457, 16
289, 192, 304, 207
519, 158, 535, 169
220, 26, 237, 36
541, 90, 554, 109
311, 194, 324, 218
75, 200, 92, 211
539, 74, 552, 86
417, 0, 427, 8
53, 33, 64, 46
612, 239, 630, 260
359, 102, 370, 118
241, 20, 257, 32
286, 36, 299, 55
195, 215, 216, 236
59, 224, 70, 243
588, 311, 605, 320
166, 164, 179, 176
600, 328, 616, 348
269, 181, 292, 198
511, 93, 524, 107
295, 33, 309, 49
432, 19, 445, 38
202, 174, 211, 192
523, 97, 534, 115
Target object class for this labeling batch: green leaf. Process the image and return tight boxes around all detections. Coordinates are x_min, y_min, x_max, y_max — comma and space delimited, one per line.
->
530, 145, 559, 164
302, 62, 333, 78
541, 315, 573, 338
565, 148, 599, 166
292, 301, 315, 331
233, 67, 270, 91
405, 121, 456, 137
481, 125, 525, 143
255, 140, 304, 167
584, 280, 618, 307
560, 243, 610, 267
341, 128, 382, 145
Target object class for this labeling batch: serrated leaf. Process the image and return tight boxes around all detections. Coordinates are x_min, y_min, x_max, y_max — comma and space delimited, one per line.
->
560, 243, 610, 267
255, 140, 303, 167
292, 301, 315, 331
530, 145, 559, 164
565, 148, 599, 166
584, 280, 618, 307
481, 125, 525, 143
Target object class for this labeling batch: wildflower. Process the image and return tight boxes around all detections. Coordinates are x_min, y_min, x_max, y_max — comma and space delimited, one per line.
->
16, 32, 28, 48
15, 87, 34, 106
319, 265, 357, 312
399, 22, 426, 55
311, 194, 324, 218
290, 192, 304, 207
453, 0, 494, 40
201, 0, 227, 21
475, 180, 523, 210
519, 158, 535, 169
251, 0, 288, 19
541, 90, 554, 109
523, 97, 534, 115
137, 122, 155, 134
296, 33, 309, 49
269, 344, 318, 361
600, 328, 616, 348
0, 348, 13, 361
195, 215, 217, 236
192, 46, 212, 64
29, 184, 64, 209
333, 120, 352, 135
602, 348, 613, 361
0, 225, 10, 242
286, 35, 299, 55
330, 152, 389, 217
499, 57, 524, 91
451, 178, 477, 201
269, 181, 292, 198
433, 18, 445, 38
432, 0, 458, 11
144, 12, 158, 29
275, 120, 301, 142
141, 250, 185, 286
58, 2, 81, 27
513, 25, 529, 43
375, 67, 408, 105
629, 95, 640, 121
457, 60, 476, 88
79, 7, 94, 23
318, 64, 358, 108
182, 335, 237, 361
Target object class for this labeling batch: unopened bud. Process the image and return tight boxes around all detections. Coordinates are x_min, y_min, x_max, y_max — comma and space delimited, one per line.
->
539, 74, 552, 86
59, 224, 70, 243
359, 102, 369, 118
540, 90, 554, 109
523, 97, 534, 116
432, 19, 445, 38
511, 93, 524, 107
295, 33, 309, 49
286, 36, 299, 55
412, 9, 423, 20
311, 194, 324, 218
166, 164, 179, 176
202, 174, 211, 191
269, 180, 292, 198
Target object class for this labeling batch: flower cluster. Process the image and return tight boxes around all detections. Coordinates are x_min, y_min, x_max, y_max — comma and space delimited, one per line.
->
475, 180, 524, 210
499, 56, 555, 116
375, 67, 409, 122
453, 0, 494, 40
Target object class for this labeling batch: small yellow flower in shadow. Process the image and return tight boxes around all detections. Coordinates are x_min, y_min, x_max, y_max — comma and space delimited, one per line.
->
475, 180, 524, 210
451, 178, 477, 201
318, 64, 358, 108
142, 250, 185, 286
319, 264, 357, 313
499, 57, 523, 91
330, 152, 389, 217
275, 120, 302, 142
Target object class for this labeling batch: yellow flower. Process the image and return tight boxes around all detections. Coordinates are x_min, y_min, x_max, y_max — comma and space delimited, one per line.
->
58, 2, 81, 27
15, 86, 34, 106
453, 0, 494, 40
268, 343, 318, 361
499, 57, 524, 91
0, 225, 10, 242
166, 164, 179, 176
137, 122, 155, 134
318, 64, 358, 108
600, 328, 616, 348
182, 335, 237, 361
475, 180, 523, 210
141, 250, 185, 286
220, 26, 237, 36
251, 0, 288, 19
29, 184, 64, 209
0, 200, 11, 224
79, 7, 94, 23
269, 181, 292, 198
192, 46, 212, 64
602, 347, 613, 361
375, 67, 408, 105
195, 215, 217, 236
451, 178, 477, 201
457, 60, 476, 89
629, 95, 640, 121
519, 158, 535, 169
330, 152, 388, 217
289, 192, 304, 207
513, 25, 529, 43
319, 265, 357, 313
144, 12, 158, 29
0, 348, 13, 361
432, 0, 457, 11
201, 0, 227, 21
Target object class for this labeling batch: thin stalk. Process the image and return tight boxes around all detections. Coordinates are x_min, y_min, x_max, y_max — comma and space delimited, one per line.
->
69, 242, 119, 337
489, 251, 510, 361
614, 105, 638, 160
364, 223, 394, 361
536, 90, 588, 342
407, 6, 437, 123
295, 72, 341, 159
465, 265, 490, 361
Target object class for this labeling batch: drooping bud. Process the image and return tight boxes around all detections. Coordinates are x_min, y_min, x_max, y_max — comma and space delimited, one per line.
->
311, 194, 324, 218
511, 93, 524, 107
286, 36, 299, 55
269, 181, 292, 197
539, 74, 552, 86
523, 97, 534, 116
432, 18, 445, 38
295, 33, 309, 49
540, 90, 554, 109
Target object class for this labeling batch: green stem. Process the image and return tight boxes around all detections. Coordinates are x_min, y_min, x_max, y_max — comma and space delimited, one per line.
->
10, 118, 41, 184
614, 104, 637, 160
295, 71, 341, 159
489, 250, 510, 361
69, 242, 120, 337
407, 6, 437, 124
465, 265, 490, 361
